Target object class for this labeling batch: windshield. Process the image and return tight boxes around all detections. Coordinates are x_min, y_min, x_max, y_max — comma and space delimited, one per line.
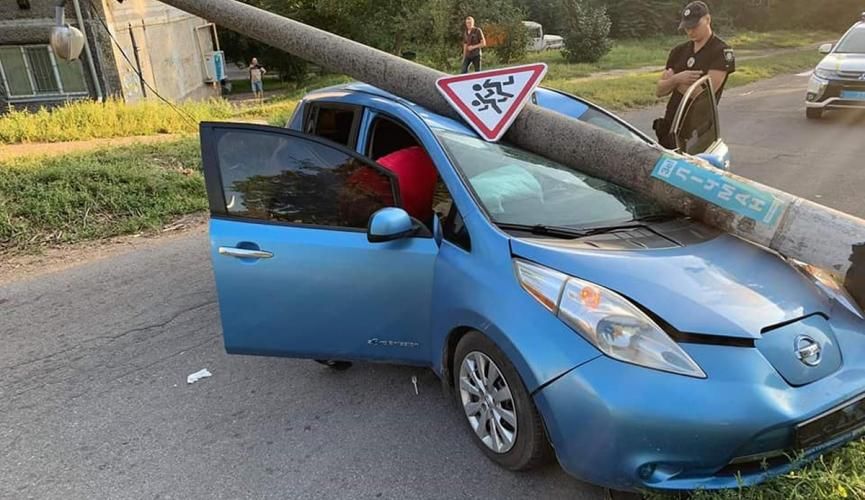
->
836, 28, 865, 53
434, 130, 671, 229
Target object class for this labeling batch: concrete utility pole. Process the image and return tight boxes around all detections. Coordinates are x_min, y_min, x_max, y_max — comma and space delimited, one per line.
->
154, 0, 865, 308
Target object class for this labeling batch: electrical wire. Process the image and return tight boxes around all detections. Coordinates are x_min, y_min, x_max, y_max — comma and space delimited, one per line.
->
86, 0, 200, 126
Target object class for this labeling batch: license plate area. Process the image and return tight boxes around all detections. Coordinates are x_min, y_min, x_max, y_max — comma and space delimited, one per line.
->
840, 90, 865, 101
796, 393, 865, 450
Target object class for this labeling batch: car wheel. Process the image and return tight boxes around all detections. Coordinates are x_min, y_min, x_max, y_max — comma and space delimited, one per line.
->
453, 331, 552, 470
314, 359, 353, 371
806, 107, 823, 119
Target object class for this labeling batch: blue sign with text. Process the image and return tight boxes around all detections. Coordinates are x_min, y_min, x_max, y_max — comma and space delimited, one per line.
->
652, 155, 786, 226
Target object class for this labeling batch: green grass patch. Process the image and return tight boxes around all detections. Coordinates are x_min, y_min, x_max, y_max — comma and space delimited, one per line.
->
0, 138, 205, 253
226, 77, 295, 94
498, 30, 833, 80
545, 48, 822, 111
647, 439, 865, 499
0, 74, 356, 144
0, 99, 235, 144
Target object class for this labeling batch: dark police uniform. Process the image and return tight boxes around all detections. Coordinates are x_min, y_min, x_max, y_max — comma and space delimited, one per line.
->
654, 34, 736, 149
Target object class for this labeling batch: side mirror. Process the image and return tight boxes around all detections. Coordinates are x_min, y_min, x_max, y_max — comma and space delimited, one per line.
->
368, 207, 415, 243
819, 43, 833, 55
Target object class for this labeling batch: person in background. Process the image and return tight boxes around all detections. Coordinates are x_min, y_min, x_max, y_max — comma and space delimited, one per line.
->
461, 16, 486, 74
249, 57, 267, 103
654, 1, 735, 149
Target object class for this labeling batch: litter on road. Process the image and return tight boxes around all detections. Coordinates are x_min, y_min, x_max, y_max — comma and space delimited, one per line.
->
187, 369, 212, 384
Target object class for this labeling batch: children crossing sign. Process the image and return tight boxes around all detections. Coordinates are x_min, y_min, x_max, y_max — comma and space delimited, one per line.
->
436, 63, 548, 142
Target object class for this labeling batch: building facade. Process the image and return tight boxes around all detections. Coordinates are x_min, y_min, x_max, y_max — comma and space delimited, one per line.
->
0, 0, 221, 112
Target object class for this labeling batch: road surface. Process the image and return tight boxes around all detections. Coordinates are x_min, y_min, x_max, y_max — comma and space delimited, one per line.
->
2, 72, 864, 499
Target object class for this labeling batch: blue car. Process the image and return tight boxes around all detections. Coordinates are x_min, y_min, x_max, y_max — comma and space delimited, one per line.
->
199, 81, 865, 492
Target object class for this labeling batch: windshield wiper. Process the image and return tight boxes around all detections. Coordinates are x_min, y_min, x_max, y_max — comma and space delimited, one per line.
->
628, 213, 679, 224
498, 214, 681, 240
497, 222, 659, 240
496, 223, 588, 239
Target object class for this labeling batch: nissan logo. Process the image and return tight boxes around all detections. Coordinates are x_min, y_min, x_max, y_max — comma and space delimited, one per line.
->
859, 73, 865, 81
795, 335, 822, 367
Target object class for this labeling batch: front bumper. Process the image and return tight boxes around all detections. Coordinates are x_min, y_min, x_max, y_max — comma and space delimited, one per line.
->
806, 76, 865, 109
534, 305, 865, 491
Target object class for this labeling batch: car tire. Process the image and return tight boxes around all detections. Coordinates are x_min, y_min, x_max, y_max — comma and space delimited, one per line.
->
806, 107, 823, 120
314, 359, 353, 371
453, 331, 553, 471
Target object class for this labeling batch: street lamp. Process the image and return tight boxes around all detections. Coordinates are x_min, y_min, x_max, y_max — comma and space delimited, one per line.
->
49, 0, 85, 61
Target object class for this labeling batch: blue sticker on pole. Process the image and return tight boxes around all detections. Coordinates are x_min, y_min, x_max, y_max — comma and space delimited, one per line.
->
651, 155, 786, 226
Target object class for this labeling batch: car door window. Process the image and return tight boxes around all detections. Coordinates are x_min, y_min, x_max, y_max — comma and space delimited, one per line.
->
304, 104, 361, 148
673, 78, 720, 155
531, 91, 645, 143
367, 115, 421, 160
206, 125, 399, 230
442, 204, 471, 252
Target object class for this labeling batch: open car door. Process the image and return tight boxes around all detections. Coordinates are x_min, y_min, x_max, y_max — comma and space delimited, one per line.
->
199, 122, 438, 364
671, 75, 731, 170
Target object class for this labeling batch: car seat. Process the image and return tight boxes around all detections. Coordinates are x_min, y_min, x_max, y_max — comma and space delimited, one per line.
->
375, 146, 438, 223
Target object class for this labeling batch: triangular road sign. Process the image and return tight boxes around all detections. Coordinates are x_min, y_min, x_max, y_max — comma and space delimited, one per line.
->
436, 63, 548, 142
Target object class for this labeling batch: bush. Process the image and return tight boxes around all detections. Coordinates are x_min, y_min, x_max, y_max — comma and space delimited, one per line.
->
561, 0, 613, 63
605, 0, 680, 38
493, 17, 530, 64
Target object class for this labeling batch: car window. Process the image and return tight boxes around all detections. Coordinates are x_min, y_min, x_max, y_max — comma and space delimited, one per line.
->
836, 28, 865, 53
675, 83, 718, 155
305, 104, 360, 148
434, 130, 668, 229
442, 204, 471, 251
367, 115, 420, 160
214, 129, 397, 229
531, 91, 644, 143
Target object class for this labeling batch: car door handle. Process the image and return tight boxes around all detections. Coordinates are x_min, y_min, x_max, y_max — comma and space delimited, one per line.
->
218, 247, 274, 259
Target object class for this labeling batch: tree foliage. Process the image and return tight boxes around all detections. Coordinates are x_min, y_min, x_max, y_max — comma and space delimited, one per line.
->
217, 0, 865, 79
561, 0, 613, 63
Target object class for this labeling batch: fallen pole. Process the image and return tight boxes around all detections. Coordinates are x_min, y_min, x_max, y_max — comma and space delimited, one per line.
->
158, 0, 865, 309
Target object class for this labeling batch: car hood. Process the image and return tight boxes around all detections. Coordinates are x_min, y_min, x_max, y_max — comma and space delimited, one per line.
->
510, 225, 831, 339
818, 53, 865, 72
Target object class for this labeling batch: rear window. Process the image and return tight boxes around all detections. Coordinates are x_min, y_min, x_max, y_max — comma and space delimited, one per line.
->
305, 105, 359, 147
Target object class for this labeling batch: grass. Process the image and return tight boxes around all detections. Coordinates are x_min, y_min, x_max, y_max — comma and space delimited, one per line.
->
0, 137, 205, 254
646, 439, 865, 499
225, 77, 295, 94
0, 99, 235, 144
0, 73, 358, 144
487, 29, 834, 80
545, 48, 823, 111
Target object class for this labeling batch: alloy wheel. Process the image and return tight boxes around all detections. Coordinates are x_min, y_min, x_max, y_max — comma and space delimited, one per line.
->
458, 351, 518, 453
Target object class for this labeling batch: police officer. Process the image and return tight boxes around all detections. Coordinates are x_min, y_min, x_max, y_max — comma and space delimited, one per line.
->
654, 1, 735, 149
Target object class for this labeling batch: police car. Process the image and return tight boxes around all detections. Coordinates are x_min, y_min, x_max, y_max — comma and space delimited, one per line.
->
806, 19, 865, 119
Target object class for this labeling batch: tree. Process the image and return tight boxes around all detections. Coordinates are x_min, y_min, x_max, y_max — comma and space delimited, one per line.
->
561, 0, 612, 63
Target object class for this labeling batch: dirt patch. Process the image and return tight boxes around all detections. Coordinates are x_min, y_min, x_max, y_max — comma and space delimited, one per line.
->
0, 134, 186, 161
0, 213, 208, 286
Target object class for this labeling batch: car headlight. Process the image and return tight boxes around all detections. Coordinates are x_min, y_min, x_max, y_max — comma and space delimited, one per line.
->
514, 259, 706, 378
813, 68, 836, 80
787, 258, 864, 320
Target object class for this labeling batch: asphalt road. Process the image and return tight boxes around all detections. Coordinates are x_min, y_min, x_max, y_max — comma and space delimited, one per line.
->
2, 72, 864, 499
624, 72, 865, 218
